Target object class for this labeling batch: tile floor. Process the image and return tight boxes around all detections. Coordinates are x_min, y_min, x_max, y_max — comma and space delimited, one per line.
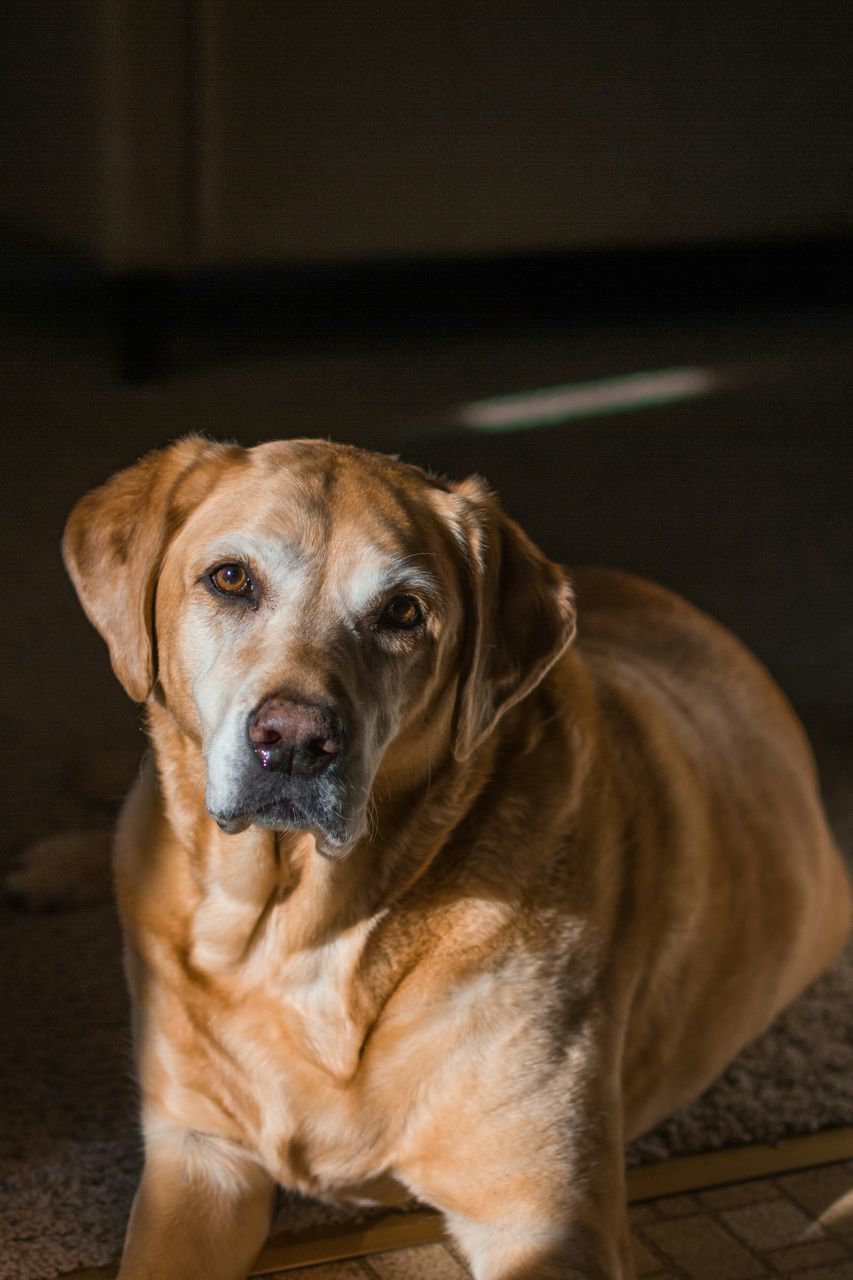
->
264, 1162, 853, 1279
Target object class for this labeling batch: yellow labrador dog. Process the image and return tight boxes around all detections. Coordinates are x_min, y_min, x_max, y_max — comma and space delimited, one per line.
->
56, 436, 850, 1279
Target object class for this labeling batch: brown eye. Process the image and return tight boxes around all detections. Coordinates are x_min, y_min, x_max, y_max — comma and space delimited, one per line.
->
210, 563, 252, 596
378, 594, 423, 630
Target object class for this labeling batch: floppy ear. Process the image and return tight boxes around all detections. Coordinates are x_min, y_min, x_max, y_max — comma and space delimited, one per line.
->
62, 435, 242, 702
450, 477, 577, 761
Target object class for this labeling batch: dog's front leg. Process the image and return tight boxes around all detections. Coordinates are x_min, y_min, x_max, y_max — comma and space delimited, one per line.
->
119, 1125, 275, 1280
436, 1104, 634, 1280
447, 1214, 634, 1280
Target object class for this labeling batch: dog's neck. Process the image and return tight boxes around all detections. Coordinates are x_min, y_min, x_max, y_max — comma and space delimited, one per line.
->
143, 697, 501, 971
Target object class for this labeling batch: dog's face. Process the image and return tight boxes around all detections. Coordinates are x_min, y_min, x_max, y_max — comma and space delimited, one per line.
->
64, 437, 575, 856
155, 441, 470, 854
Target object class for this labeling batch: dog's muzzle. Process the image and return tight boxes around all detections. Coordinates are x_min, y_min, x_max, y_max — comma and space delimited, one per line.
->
208, 695, 352, 850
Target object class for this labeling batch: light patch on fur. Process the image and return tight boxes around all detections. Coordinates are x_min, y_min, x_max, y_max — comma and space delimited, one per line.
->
273, 919, 378, 1080
446, 1215, 568, 1280
143, 1029, 233, 1138
191, 879, 262, 970
428, 487, 472, 558
195, 531, 310, 587
188, 823, 281, 969
203, 697, 260, 821
187, 611, 297, 821
142, 1115, 267, 1198
331, 538, 442, 617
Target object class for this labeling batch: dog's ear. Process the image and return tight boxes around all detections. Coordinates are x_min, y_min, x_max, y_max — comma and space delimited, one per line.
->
449, 477, 577, 761
63, 435, 242, 702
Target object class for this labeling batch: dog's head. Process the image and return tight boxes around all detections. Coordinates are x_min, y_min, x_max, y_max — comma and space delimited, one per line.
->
65, 437, 575, 856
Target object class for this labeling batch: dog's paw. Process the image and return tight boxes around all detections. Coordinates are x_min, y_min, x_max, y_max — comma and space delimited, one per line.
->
5, 829, 113, 910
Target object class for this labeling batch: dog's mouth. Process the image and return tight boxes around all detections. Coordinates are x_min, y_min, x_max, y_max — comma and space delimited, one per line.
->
209, 794, 353, 856
212, 796, 306, 832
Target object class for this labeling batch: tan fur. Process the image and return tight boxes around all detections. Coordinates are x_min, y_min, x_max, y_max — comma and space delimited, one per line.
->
59, 438, 850, 1279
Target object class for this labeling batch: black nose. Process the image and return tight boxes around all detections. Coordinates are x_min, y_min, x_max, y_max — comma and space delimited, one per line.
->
248, 697, 343, 776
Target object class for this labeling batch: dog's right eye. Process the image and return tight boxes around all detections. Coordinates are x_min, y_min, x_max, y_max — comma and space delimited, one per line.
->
210, 564, 254, 598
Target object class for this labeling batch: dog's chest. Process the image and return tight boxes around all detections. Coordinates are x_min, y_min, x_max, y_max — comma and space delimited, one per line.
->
170, 909, 506, 1202
180, 919, 399, 1194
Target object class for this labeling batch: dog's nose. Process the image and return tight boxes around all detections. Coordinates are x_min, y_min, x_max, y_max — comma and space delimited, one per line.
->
248, 698, 343, 775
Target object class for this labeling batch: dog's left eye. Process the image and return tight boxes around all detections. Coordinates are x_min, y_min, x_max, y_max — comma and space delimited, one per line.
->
210, 564, 253, 597
377, 594, 424, 630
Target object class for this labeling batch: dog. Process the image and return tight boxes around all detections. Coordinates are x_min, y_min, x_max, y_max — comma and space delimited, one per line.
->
42, 435, 853, 1278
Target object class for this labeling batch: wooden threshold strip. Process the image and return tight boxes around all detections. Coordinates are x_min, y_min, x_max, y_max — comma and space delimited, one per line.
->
63, 1126, 853, 1279
625, 1124, 853, 1202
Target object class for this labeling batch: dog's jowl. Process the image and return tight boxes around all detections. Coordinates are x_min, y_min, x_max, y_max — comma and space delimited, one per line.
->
60, 437, 850, 1280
